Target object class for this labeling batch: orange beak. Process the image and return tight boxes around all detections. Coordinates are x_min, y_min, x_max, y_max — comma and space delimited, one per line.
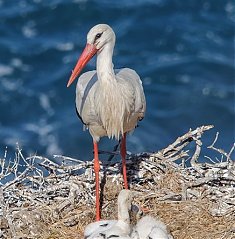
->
67, 43, 98, 87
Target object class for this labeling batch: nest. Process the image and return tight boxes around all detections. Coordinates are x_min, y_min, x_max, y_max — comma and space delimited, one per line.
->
0, 125, 234, 239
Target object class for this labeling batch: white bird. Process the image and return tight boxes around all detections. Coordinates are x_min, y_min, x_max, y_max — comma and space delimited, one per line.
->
67, 24, 146, 220
131, 215, 174, 239
84, 189, 133, 239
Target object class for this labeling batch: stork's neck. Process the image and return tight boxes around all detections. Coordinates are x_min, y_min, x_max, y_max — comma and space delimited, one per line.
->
118, 199, 130, 224
96, 42, 115, 82
118, 206, 130, 225
116, 198, 131, 234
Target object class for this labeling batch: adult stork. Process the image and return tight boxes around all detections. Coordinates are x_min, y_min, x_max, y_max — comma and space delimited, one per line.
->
67, 24, 146, 221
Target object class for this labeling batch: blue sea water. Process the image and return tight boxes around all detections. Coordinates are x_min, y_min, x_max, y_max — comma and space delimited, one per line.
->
0, 0, 234, 161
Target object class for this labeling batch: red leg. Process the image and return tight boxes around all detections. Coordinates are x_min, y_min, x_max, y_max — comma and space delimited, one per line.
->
121, 133, 128, 189
93, 141, 101, 221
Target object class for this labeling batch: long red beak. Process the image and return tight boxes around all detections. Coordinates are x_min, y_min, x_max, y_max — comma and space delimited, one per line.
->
67, 43, 98, 87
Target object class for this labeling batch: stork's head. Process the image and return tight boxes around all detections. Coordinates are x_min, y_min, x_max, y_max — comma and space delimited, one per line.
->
67, 24, 115, 87
87, 24, 116, 51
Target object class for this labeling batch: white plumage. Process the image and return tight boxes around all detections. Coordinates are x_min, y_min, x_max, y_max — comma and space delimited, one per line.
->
131, 215, 173, 239
84, 190, 133, 239
75, 67, 145, 142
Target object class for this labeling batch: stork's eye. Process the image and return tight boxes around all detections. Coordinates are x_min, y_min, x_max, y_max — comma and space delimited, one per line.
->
95, 32, 103, 42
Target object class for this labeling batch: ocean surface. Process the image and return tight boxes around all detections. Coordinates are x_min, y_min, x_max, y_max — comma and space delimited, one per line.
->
0, 0, 234, 161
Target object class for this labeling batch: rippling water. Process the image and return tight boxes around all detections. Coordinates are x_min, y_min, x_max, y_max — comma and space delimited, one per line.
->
0, 0, 234, 161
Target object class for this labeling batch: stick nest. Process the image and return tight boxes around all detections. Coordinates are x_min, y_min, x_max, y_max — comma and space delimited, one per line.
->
0, 125, 234, 239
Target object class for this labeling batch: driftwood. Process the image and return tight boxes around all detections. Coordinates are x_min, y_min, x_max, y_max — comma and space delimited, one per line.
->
0, 125, 234, 239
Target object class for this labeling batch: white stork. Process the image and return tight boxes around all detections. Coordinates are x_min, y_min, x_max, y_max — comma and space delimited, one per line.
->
67, 24, 146, 220
84, 189, 133, 239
